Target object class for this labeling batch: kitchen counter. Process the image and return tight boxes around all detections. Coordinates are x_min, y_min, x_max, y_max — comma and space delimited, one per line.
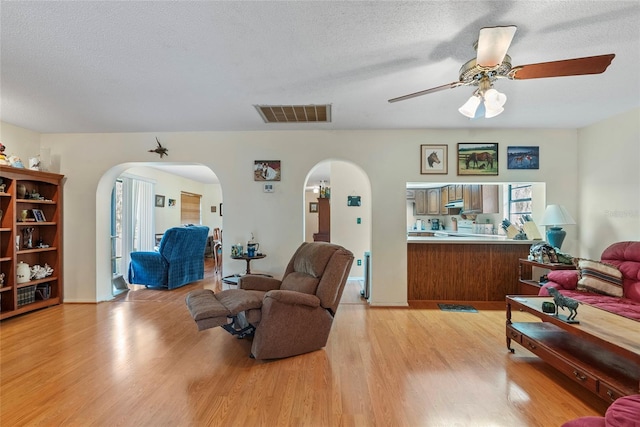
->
408, 239, 532, 302
407, 230, 537, 244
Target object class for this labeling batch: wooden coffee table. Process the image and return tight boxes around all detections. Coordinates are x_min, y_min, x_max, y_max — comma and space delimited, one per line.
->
506, 295, 640, 402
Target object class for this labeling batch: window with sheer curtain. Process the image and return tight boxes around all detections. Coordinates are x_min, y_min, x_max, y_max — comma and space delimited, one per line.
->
112, 175, 155, 280
181, 192, 201, 224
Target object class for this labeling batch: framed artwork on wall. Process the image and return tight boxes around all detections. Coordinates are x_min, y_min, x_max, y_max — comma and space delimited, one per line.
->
309, 202, 318, 213
168, 198, 176, 207
347, 195, 362, 207
420, 144, 448, 174
254, 160, 281, 181
507, 146, 539, 169
457, 143, 498, 176
155, 195, 165, 207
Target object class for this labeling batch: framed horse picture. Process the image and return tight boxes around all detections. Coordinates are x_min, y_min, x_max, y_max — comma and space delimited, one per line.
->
507, 146, 539, 169
457, 143, 498, 176
420, 144, 448, 174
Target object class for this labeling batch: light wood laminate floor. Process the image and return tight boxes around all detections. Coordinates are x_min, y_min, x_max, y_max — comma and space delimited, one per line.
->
1, 262, 609, 426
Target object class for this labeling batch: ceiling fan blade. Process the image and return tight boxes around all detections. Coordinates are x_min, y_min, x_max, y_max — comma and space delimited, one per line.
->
476, 25, 517, 68
510, 54, 615, 79
388, 82, 464, 103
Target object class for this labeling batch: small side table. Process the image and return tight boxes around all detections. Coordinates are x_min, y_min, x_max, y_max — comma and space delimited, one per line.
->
231, 253, 266, 275
518, 258, 576, 295
222, 275, 241, 286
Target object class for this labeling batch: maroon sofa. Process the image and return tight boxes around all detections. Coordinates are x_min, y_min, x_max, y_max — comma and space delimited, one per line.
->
538, 241, 640, 321
561, 394, 640, 427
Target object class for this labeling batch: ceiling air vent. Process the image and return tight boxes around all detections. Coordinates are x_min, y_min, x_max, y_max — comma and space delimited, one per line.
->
255, 104, 331, 123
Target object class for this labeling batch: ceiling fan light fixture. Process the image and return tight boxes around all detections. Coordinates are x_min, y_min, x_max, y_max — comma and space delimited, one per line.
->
483, 88, 506, 118
484, 103, 505, 118
483, 88, 507, 107
458, 95, 482, 118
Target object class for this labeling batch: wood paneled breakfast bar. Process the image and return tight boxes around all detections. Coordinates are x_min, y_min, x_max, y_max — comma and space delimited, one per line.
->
408, 237, 532, 303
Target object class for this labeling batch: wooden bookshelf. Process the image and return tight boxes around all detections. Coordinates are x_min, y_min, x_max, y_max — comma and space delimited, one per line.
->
0, 166, 64, 320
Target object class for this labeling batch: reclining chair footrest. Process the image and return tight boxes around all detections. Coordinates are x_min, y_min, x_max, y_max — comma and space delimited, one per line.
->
185, 289, 232, 331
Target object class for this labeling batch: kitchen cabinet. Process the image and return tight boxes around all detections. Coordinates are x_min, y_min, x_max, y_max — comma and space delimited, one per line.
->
448, 184, 463, 201
463, 184, 498, 213
463, 184, 482, 212
471, 185, 482, 211
455, 184, 463, 201
1, 166, 64, 320
414, 190, 427, 215
447, 185, 456, 202
426, 188, 440, 215
481, 184, 499, 213
440, 186, 449, 214
414, 188, 440, 215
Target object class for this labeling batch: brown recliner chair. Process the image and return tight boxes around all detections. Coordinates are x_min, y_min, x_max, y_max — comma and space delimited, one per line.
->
185, 242, 354, 360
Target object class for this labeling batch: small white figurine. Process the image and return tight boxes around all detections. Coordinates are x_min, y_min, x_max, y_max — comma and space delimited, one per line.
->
8, 155, 25, 168
29, 157, 41, 170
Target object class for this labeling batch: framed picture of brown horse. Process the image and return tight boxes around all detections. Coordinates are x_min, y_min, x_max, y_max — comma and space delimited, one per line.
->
457, 143, 498, 176
420, 144, 448, 174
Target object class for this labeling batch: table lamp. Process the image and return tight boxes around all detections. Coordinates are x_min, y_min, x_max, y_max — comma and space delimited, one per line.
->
539, 204, 576, 250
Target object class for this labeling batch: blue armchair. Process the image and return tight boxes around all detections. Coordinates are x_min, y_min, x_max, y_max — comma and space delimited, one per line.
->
128, 225, 210, 289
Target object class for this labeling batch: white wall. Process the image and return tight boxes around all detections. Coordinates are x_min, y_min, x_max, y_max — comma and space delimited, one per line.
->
123, 166, 222, 234
6, 122, 619, 305
304, 189, 320, 242
577, 108, 640, 258
328, 160, 371, 279
0, 122, 41, 164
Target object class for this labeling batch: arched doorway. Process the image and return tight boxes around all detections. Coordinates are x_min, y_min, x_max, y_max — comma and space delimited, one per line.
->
304, 160, 372, 301
96, 163, 221, 300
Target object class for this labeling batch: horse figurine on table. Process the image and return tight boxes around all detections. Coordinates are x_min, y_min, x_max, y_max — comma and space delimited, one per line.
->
427, 151, 441, 168
547, 287, 581, 321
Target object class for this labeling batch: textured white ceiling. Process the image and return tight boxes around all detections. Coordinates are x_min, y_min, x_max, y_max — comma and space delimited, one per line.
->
1, 1, 639, 134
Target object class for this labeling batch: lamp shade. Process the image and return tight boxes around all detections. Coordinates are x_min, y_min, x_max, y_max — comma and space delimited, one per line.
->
539, 204, 576, 226
539, 204, 576, 250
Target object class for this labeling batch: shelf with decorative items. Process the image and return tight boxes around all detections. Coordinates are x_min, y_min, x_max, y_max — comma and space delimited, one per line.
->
518, 258, 576, 295
0, 165, 64, 320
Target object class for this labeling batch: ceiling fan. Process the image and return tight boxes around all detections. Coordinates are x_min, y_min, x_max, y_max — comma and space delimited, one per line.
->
388, 26, 615, 118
